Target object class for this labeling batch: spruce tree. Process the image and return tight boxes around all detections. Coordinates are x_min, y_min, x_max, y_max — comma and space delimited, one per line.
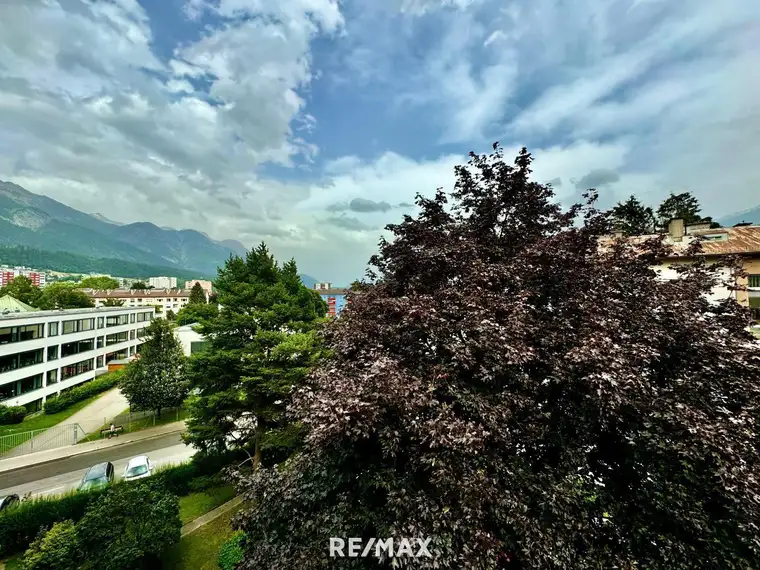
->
189, 282, 207, 304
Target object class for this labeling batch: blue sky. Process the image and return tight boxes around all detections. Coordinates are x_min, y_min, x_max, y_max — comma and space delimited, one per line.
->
0, 0, 758, 283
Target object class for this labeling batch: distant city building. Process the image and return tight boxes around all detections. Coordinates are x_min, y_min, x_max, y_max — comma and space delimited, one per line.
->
173, 323, 209, 356
185, 279, 213, 298
0, 267, 47, 288
82, 288, 190, 317
148, 276, 177, 289
0, 303, 154, 411
313, 282, 347, 317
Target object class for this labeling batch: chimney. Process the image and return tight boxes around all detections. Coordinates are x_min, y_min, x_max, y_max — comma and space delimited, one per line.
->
668, 218, 685, 240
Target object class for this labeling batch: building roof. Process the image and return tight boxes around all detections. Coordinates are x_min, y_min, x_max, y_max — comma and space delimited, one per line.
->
0, 304, 153, 322
600, 225, 760, 258
316, 288, 348, 296
81, 288, 190, 299
0, 295, 38, 313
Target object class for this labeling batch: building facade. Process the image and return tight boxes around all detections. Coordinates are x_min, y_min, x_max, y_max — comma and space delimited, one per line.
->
185, 279, 213, 298
0, 267, 47, 288
81, 288, 191, 316
148, 276, 178, 289
313, 282, 348, 317
174, 323, 209, 356
0, 305, 155, 411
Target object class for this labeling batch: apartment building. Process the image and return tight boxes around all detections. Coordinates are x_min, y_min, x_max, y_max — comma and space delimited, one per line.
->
82, 288, 191, 316
0, 267, 47, 288
185, 279, 213, 298
0, 304, 155, 411
313, 282, 348, 317
148, 276, 177, 289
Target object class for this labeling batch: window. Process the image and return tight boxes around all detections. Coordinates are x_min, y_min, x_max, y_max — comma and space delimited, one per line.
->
130, 313, 136, 323
61, 318, 95, 335
137, 328, 148, 339
0, 324, 44, 345
97, 336, 104, 349
60, 358, 95, 381
47, 369, 58, 385
98, 317, 104, 329
48, 322, 58, 337
0, 348, 44, 373
61, 338, 94, 358
0, 373, 44, 401
96, 356, 104, 368
47, 345, 58, 361
106, 332, 129, 346
749, 274, 760, 288
105, 314, 129, 327
130, 329, 136, 340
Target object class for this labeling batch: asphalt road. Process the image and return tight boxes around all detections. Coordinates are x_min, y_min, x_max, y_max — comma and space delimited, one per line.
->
0, 433, 195, 498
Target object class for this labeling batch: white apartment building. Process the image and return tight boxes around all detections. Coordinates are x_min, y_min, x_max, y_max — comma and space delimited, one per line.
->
0, 305, 155, 411
185, 279, 213, 298
148, 276, 177, 289
82, 288, 191, 316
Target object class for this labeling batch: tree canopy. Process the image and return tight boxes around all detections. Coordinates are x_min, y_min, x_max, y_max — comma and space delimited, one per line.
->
120, 318, 189, 415
188, 282, 207, 304
610, 195, 656, 236
185, 244, 327, 468
175, 302, 219, 326
232, 146, 760, 570
131, 281, 149, 289
36, 282, 94, 310
78, 275, 119, 289
0, 275, 42, 307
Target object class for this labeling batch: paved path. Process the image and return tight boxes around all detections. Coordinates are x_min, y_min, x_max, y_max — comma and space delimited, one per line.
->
66, 387, 130, 439
181, 495, 245, 537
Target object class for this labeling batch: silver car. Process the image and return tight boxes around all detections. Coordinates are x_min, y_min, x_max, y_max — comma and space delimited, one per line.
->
123, 455, 153, 481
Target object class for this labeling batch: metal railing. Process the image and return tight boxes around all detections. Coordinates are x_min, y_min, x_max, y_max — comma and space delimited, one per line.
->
0, 423, 84, 459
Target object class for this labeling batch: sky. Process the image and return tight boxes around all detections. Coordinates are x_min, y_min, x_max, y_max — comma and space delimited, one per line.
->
0, 0, 758, 284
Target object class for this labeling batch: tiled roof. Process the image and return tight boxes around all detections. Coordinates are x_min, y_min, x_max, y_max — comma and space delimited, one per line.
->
81, 288, 190, 299
315, 288, 348, 296
0, 294, 38, 312
600, 226, 760, 257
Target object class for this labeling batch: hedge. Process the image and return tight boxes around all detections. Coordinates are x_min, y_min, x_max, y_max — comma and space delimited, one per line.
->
0, 452, 242, 557
0, 404, 27, 425
218, 531, 247, 570
43, 370, 122, 415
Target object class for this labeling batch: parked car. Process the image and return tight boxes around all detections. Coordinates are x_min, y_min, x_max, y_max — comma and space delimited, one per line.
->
78, 462, 115, 491
0, 494, 19, 512
123, 455, 153, 482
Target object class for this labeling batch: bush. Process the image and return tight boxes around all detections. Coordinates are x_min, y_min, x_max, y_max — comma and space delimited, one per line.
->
77, 481, 181, 570
0, 404, 27, 425
0, 490, 103, 557
43, 370, 122, 415
21, 520, 81, 570
218, 531, 246, 570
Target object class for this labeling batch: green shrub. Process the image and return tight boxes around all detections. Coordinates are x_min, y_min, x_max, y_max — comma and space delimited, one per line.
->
78, 481, 181, 570
0, 404, 27, 425
21, 520, 81, 570
218, 531, 246, 570
43, 370, 122, 415
0, 490, 104, 557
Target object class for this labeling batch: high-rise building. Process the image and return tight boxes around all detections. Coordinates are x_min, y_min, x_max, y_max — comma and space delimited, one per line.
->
0, 267, 47, 288
313, 282, 347, 317
148, 276, 177, 289
185, 279, 213, 298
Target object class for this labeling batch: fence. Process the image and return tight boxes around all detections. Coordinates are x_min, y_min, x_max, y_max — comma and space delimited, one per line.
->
0, 423, 84, 459
93, 406, 184, 437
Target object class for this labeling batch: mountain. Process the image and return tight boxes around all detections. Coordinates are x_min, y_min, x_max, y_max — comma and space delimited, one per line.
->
219, 239, 248, 256
0, 180, 242, 276
91, 212, 124, 226
719, 206, 760, 227
299, 274, 318, 289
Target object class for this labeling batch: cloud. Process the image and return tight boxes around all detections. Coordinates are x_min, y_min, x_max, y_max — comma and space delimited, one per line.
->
326, 214, 377, 231
574, 169, 621, 190
546, 178, 563, 188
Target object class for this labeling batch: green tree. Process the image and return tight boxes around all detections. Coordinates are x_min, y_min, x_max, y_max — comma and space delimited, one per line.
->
0, 275, 42, 307
77, 483, 180, 570
22, 520, 81, 570
188, 282, 207, 304
36, 283, 93, 310
656, 191, 720, 228
102, 298, 125, 307
185, 244, 327, 468
166, 309, 176, 321
78, 276, 119, 289
609, 195, 656, 236
120, 319, 188, 417
131, 281, 148, 289
175, 302, 219, 326
234, 146, 760, 570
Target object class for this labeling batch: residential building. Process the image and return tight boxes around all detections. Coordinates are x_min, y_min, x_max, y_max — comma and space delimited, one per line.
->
185, 279, 213, 298
174, 323, 209, 356
0, 267, 47, 288
313, 282, 348, 317
0, 302, 154, 411
81, 288, 191, 316
602, 220, 760, 321
148, 276, 177, 289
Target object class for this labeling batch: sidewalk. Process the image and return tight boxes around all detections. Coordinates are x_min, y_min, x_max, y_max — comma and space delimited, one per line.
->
181, 495, 245, 537
0, 420, 187, 475
67, 387, 130, 439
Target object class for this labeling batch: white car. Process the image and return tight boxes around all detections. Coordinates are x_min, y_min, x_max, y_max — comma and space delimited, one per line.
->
123, 455, 153, 481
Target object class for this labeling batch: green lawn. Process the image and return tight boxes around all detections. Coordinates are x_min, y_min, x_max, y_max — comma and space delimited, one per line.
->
0, 391, 109, 438
179, 486, 236, 525
1, 553, 22, 569
78, 406, 190, 443
163, 503, 245, 570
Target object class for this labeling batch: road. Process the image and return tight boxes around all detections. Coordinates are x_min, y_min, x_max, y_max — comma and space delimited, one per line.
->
0, 433, 194, 498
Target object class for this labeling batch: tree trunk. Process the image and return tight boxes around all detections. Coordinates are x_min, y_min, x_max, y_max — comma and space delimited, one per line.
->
253, 424, 263, 470
156, 407, 161, 419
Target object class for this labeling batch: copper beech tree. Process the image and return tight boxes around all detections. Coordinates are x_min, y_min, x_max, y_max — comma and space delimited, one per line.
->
233, 146, 760, 569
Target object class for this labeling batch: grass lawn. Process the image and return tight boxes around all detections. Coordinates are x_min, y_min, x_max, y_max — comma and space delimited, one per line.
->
179, 485, 236, 525
163, 503, 245, 570
0, 391, 109, 439
1, 553, 22, 569
78, 406, 190, 443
